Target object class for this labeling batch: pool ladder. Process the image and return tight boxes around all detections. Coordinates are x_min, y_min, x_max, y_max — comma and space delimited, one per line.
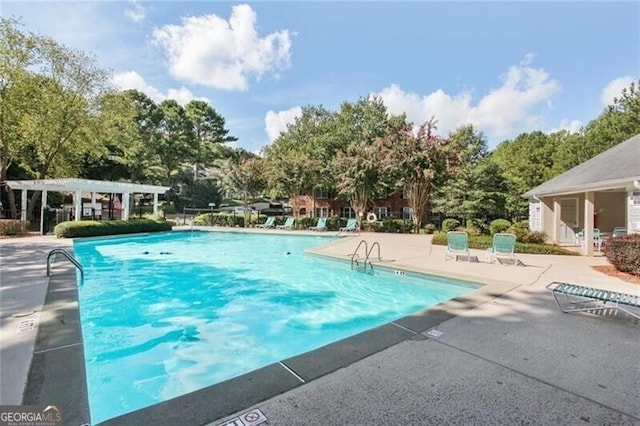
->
350, 240, 381, 273
47, 249, 84, 283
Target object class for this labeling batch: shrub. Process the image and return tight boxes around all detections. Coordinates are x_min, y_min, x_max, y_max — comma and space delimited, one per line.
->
54, 219, 172, 238
604, 234, 640, 275
442, 218, 461, 233
431, 232, 578, 255
466, 218, 488, 235
506, 226, 546, 244
423, 223, 437, 234
490, 219, 512, 235
0, 220, 27, 236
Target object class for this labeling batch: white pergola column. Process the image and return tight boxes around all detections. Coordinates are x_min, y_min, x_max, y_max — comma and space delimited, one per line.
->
583, 191, 594, 256
153, 193, 159, 218
91, 192, 97, 219
21, 190, 27, 221
74, 190, 82, 221
40, 190, 48, 234
122, 192, 130, 220
553, 199, 560, 244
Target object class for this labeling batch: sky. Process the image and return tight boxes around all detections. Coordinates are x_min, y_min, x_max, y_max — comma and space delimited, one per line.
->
3, 1, 639, 153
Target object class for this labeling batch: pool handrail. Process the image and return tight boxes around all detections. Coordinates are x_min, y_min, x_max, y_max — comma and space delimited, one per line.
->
47, 248, 84, 283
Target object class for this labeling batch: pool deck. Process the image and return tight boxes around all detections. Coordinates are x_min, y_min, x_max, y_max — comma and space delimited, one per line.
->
1, 228, 639, 425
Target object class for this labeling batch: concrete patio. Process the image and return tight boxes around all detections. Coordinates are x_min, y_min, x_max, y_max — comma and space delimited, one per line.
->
1, 229, 638, 425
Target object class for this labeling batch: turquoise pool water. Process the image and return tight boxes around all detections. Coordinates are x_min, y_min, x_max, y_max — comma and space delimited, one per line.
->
73, 231, 479, 423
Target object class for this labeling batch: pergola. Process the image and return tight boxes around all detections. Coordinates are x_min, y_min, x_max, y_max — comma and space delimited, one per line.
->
5, 178, 170, 234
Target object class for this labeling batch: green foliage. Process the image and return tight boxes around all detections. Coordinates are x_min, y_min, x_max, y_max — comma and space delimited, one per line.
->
0, 220, 26, 236
431, 233, 578, 255
171, 174, 222, 212
442, 218, 461, 232
423, 223, 438, 234
489, 219, 512, 235
506, 227, 546, 244
466, 218, 488, 235
604, 234, 640, 276
193, 213, 247, 227
54, 219, 172, 238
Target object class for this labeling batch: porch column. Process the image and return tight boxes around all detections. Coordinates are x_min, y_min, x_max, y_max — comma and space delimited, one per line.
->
553, 199, 560, 244
583, 191, 594, 256
74, 191, 82, 221
40, 190, 47, 235
20, 190, 27, 221
153, 193, 159, 218
122, 192, 130, 220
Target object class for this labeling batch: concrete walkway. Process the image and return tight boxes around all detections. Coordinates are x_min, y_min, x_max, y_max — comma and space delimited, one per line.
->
1, 230, 639, 425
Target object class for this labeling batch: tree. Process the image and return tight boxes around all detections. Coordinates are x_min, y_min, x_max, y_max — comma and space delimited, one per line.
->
154, 100, 195, 184
433, 125, 504, 223
380, 118, 451, 233
332, 97, 399, 225
216, 150, 266, 222
185, 100, 237, 179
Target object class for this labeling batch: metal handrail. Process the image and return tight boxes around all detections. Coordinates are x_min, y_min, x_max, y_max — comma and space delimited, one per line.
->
350, 240, 368, 269
47, 249, 84, 282
365, 241, 381, 265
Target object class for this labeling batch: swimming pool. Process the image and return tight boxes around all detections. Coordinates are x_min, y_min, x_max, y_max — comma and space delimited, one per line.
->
73, 231, 479, 423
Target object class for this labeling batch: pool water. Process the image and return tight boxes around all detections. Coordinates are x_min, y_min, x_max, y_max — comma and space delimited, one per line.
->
73, 231, 479, 423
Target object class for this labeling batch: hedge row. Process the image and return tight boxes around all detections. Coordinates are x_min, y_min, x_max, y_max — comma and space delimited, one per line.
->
431, 232, 579, 255
0, 220, 27, 236
54, 219, 172, 238
604, 234, 640, 275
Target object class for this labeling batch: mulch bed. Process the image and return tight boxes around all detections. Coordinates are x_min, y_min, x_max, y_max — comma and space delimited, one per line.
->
592, 265, 640, 285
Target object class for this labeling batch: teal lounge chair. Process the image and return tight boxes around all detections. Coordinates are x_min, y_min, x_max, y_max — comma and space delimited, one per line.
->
612, 227, 627, 237
339, 218, 358, 233
277, 216, 295, 230
548, 282, 640, 320
445, 231, 470, 262
309, 217, 328, 231
486, 233, 518, 266
256, 216, 275, 229
593, 228, 603, 252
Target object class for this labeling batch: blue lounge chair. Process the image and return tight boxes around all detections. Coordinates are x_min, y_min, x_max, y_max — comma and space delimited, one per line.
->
486, 233, 518, 266
339, 218, 358, 233
445, 231, 470, 262
548, 282, 640, 320
256, 216, 275, 229
309, 217, 327, 231
277, 216, 295, 230
612, 227, 627, 237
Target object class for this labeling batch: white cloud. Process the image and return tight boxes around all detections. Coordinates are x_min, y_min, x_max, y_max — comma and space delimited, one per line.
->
264, 107, 302, 142
374, 55, 561, 138
125, 0, 146, 23
113, 71, 209, 105
600, 76, 634, 106
152, 4, 293, 91
550, 119, 583, 134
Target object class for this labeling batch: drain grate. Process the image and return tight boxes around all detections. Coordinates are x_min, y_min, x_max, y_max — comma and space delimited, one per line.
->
218, 408, 267, 426
16, 319, 36, 333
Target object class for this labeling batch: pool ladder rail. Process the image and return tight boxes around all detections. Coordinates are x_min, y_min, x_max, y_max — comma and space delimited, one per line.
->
47, 249, 84, 283
350, 240, 381, 273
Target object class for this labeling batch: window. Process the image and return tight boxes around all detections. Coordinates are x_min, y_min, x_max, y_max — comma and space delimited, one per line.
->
314, 189, 329, 199
373, 206, 388, 220
341, 207, 355, 218
299, 208, 307, 216
402, 207, 413, 220
314, 207, 329, 218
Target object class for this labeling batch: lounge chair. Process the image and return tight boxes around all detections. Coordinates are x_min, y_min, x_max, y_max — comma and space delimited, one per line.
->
548, 282, 640, 320
486, 233, 518, 266
256, 216, 275, 229
277, 216, 295, 230
593, 228, 603, 252
612, 227, 627, 237
339, 218, 358, 233
309, 217, 327, 231
445, 231, 470, 262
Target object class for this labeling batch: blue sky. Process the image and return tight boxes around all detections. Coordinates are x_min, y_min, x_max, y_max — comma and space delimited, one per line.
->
4, 1, 639, 153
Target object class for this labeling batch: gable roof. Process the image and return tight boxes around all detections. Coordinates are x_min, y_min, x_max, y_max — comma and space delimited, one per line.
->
523, 134, 640, 198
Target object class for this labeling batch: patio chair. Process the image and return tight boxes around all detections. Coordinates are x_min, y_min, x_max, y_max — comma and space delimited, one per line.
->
593, 228, 603, 252
572, 227, 583, 246
309, 217, 328, 231
445, 231, 470, 262
486, 233, 518, 266
339, 218, 358, 233
612, 227, 627, 237
256, 216, 275, 229
548, 282, 640, 320
277, 216, 295, 230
